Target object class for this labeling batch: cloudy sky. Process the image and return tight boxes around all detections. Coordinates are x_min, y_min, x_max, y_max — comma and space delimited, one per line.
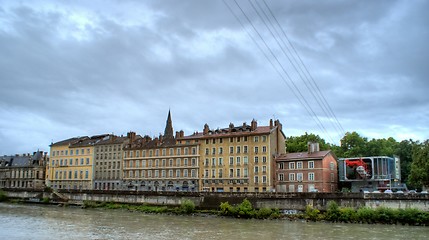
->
1, 0, 428, 155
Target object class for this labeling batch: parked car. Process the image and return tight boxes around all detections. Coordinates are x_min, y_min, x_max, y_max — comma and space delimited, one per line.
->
408, 190, 417, 194
420, 190, 428, 194
395, 190, 404, 194
384, 189, 393, 193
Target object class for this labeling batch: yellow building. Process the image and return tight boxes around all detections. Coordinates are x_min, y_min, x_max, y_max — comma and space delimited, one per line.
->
47, 135, 108, 190
181, 119, 286, 192
122, 112, 200, 191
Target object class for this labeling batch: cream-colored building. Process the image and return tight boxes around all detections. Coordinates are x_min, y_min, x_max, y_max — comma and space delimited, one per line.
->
122, 112, 200, 191
182, 119, 286, 192
47, 135, 107, 190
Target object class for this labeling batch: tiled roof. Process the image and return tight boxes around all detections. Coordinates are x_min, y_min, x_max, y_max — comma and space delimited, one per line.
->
181, 125, 275, 139
277, 150, 332, 161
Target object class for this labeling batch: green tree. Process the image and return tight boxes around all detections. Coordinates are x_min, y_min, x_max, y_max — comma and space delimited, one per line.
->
286, 132, 330, 153
408, 140, 429, 189
395, 139, 415, 185
339, 132, 368, 157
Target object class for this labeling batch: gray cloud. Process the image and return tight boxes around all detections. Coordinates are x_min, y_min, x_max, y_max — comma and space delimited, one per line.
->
1, 0, 428, 154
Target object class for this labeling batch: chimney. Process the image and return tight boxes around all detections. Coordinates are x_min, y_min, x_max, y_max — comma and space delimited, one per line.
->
159, 134, 163, 142
127, 131, 136, 143
250, 119, 257, 131
269, 119, 274, 129
175, 131, 180, 138
180, 130, 184, 138
229, 122, 234, 131
203, 124, 210, 135
308, 142, 320, 154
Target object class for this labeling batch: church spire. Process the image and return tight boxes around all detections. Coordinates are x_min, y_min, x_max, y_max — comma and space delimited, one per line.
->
164, 110, 174, 139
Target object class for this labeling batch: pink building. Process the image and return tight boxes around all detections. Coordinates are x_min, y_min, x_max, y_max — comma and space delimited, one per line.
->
275, 142, 338, 193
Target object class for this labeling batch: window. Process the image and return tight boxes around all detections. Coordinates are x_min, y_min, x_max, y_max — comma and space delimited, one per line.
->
308, 172, 315, 181
218, 169, 223, 178
236, 157, 241, 165
262, 146, 267, 153
254, 156, 259, 163
184, 169, 188, 177
262, 175, 267, 183
229, 157, 234, 165
162, 149, 166, 156
262, 165, 266, 173
289, 173, 295, 181
218, 157, 223, 166
278, 173, 284, 181
212, 138, 216, 144
279, 163, 284, 169
219, 147, 223, 154
192, 147, 196, 155
254, 136, 259, 142
297, 173, 303, 182
262, 156, 267, 163
237, 137, 240, 142
236, 169, 241, 177
86, 158, 89, 165
243, 146, 248, 153
236, 146, 241, 153
155, 149, 159, 156
254, 176, 259, 183
204, 170, 209, 178
205, 148, 209, 155
169, 148, 173, 156
244, 168, 248, 177
192, 158, 196, 166
330, 162, 335, 171
136, 151, 140, 158
183, 158, 188, 166
205, 158, 209, 166
168, 170, 173, 178
85, 170, 89, 179
169, 159, 173, 166
243, 156, 248, 165
289, 162, 295, 169
219, 138, 223, 143
155, 170, 159, 178
229, 147, 234, 154
191, 169, 196, 178
177, 148, 181, 155
229, 169, 233, 177
176, 159, 181, 167
176, 170, 180, 178
297, 161, 303, 169
254, 147, 259, 153
254, 166, 259, 173
212, 158, 216, 166
308, 161, 314, 169
212, 169, 215, 178
331, 173, 335, 182
142, 150, 146, 157
212, 148, 216, 155
262, 136, 267, 142
80, 158, 84, 165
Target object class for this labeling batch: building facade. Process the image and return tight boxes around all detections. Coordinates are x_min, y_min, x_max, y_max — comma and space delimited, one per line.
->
47, 135, 107, 190
276, 142, 338, 193
338, 156, 403, 192
0, 151, 48, 189
94, 135, 130, 190
182, 119, 286, 192
122, 111, 200, 191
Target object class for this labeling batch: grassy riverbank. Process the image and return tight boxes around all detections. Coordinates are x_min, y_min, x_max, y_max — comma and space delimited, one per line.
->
82, 198, 429, 225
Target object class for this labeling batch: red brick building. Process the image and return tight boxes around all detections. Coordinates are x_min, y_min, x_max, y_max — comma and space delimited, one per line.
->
275, 142, 338, 193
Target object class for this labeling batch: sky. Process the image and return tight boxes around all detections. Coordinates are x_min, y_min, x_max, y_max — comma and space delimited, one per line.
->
1, 0, 428, 155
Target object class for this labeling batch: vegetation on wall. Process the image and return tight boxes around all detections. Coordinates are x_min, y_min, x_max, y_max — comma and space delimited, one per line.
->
302, 201, 429, 226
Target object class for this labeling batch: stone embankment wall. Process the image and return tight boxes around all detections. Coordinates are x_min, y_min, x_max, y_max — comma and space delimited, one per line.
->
3, 188, 429, 211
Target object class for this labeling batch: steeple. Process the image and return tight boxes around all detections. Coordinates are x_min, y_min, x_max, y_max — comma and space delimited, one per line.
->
164, 110, 174, 140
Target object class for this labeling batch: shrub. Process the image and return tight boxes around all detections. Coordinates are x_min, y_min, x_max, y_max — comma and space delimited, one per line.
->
325, 201, 340, 221
339, 207, 357, 223
42, 197, 50, 203
179, 199, 196, 214
305, 205, 320, 221
256, 207, 273, 219
0, 190, 8, 202
357, 207, 375, 223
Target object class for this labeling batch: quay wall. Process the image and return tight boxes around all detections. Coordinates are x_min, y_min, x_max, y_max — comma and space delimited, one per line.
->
2, 188, 429, 211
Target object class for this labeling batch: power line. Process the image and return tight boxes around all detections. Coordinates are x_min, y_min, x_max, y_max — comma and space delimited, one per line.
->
223, 0, 346, 143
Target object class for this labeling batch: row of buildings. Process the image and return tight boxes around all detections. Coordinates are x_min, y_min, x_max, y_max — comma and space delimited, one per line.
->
0, 112, 339, 193
2, 111, 401, 193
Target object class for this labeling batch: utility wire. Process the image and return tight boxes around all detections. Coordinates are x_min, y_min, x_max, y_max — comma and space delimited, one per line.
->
227, 0, 335, 143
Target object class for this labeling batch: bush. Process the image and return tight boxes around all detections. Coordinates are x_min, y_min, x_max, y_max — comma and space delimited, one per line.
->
305, 205, 321, 221
0, 190, 8, 202
325, 201, 340, 221
256, 207, 273, 219
179, 199, 195, 214
339, 207, 357, 223
357, 207, 375, 223
42, 197, 50, 203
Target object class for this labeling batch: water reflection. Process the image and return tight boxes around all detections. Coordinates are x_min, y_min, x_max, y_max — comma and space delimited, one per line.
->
0, 203, 428, 240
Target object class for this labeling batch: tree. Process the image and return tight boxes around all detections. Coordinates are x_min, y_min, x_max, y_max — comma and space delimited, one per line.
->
395, 140, 415, 185
286, 132, 330, 153
408, 140, 429, 189
339, 132, 368, 158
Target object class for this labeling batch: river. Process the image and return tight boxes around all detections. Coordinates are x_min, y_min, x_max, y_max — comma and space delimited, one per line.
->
0, 203, 428, 240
